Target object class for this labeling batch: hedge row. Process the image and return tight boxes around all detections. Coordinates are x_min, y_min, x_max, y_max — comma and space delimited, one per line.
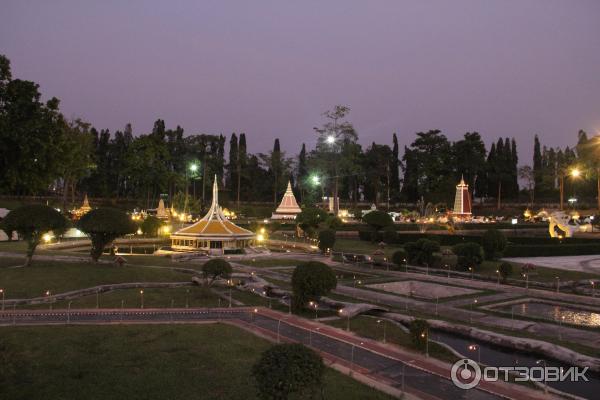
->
504, 244, 600, 257
358, 230, 598, 246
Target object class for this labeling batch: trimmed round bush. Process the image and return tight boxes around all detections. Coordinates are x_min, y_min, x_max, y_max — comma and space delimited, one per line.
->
452, 242, 483, 271
291, 261, 337, 311
482, 229, 507, 260
391, 249, 408, 269
252, 343, 324, 400
317, 229, 336, 253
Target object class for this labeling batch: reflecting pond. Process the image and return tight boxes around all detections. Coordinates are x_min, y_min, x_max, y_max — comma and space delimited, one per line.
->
495, 301, 600, 327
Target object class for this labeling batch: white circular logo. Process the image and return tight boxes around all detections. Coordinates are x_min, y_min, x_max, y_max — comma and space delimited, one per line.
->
451, 358, 481, 389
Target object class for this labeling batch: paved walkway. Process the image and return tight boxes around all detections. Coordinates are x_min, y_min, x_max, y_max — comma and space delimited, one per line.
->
0, 307, 554, 400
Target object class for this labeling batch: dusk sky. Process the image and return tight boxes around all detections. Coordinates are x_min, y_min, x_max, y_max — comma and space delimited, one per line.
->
1, 0, 599, 160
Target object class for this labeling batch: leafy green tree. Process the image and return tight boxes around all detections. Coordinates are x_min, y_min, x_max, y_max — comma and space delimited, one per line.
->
362, 210, 393, 241
498, 262, 513, 282
202, 258, 232, 286
453, 132, 486, 197
140, 216, 163, 237
1, 205, 68, 266
363, 143, 393, 206
317, 229, 336, 253
76, 208, 137, 261
404, 239, 440, 266
260, 139, 291, 206
481, 229, 507, 260
409, 130, 454, 202
56, 118, 94, 210
252, 343, 324, 400
291, 261, 337, 311
452, 242, 483, 271
409, 319, 430, 352
313, 105, 358, 215
296, 208, 328, 238
0, 54, 67, 194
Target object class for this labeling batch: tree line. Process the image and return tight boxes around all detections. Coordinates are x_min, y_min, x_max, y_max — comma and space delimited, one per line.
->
1, 54, 599, 211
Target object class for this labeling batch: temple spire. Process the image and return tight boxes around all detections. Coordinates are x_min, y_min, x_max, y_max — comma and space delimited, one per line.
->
212, 174, 218, 207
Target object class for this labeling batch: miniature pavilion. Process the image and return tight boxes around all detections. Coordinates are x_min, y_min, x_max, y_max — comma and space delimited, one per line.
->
170, 176, 255, 254
451, 177, 472, 219
271, 181, 302, 220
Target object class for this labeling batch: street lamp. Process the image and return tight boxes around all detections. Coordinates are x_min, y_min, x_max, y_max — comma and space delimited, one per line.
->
468, 344, 481, 363
420, 330, 429, 357
536, 359, 549, 394
140, 290, 144, 309
496, 269, 500, 285
0, 288, 4, 312
45, 290, 51, 310
339, 309, 350, 331
326, 135, 335, 144
376, 319, 387, 343
470, 299, 478, 324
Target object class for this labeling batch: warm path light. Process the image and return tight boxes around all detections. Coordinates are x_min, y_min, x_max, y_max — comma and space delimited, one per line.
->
571, 168, 580, 177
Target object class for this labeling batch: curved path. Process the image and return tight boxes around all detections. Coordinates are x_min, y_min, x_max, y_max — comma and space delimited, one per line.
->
0, 307, 553, 400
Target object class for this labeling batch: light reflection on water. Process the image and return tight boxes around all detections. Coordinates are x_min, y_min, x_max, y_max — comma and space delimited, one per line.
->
497, 302, 600, 327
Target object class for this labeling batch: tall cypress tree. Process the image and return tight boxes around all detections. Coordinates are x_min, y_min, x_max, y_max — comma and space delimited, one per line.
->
391, 133, 400, 200
533, 135, 543, 198
511, 138, 519, 195
271, 138, 282, 205
237, 133, 247, 207
227, 133, 238, 195
297, 143, 307, 202
400, 146, 418, 202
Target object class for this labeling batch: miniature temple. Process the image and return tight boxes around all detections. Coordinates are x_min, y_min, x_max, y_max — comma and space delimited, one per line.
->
72, 194, 92, 219
156, 198, 169, 220
170, 175, 255, 254
451, 177, 472, 219
271, 181, 302, 220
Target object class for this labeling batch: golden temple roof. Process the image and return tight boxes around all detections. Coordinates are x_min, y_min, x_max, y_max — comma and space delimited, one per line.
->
171, 175, 254, 239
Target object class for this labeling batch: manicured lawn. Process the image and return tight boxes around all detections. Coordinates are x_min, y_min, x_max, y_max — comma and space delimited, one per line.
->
0, 324, 394, 400
0, 260, 193, 299
25, 286, 220, 310
333, 238, 403, 257
476, 260, 600, 283
325, 315, 458, 363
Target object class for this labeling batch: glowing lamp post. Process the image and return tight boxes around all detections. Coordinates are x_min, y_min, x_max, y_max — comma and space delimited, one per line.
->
468, 344, 481, 363
140, 290, 144, 309
421, 330, 429, 357
0, 288, 4, 311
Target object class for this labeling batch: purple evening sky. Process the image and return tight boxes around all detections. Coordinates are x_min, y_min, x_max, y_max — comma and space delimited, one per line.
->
1, 0, 599, 161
